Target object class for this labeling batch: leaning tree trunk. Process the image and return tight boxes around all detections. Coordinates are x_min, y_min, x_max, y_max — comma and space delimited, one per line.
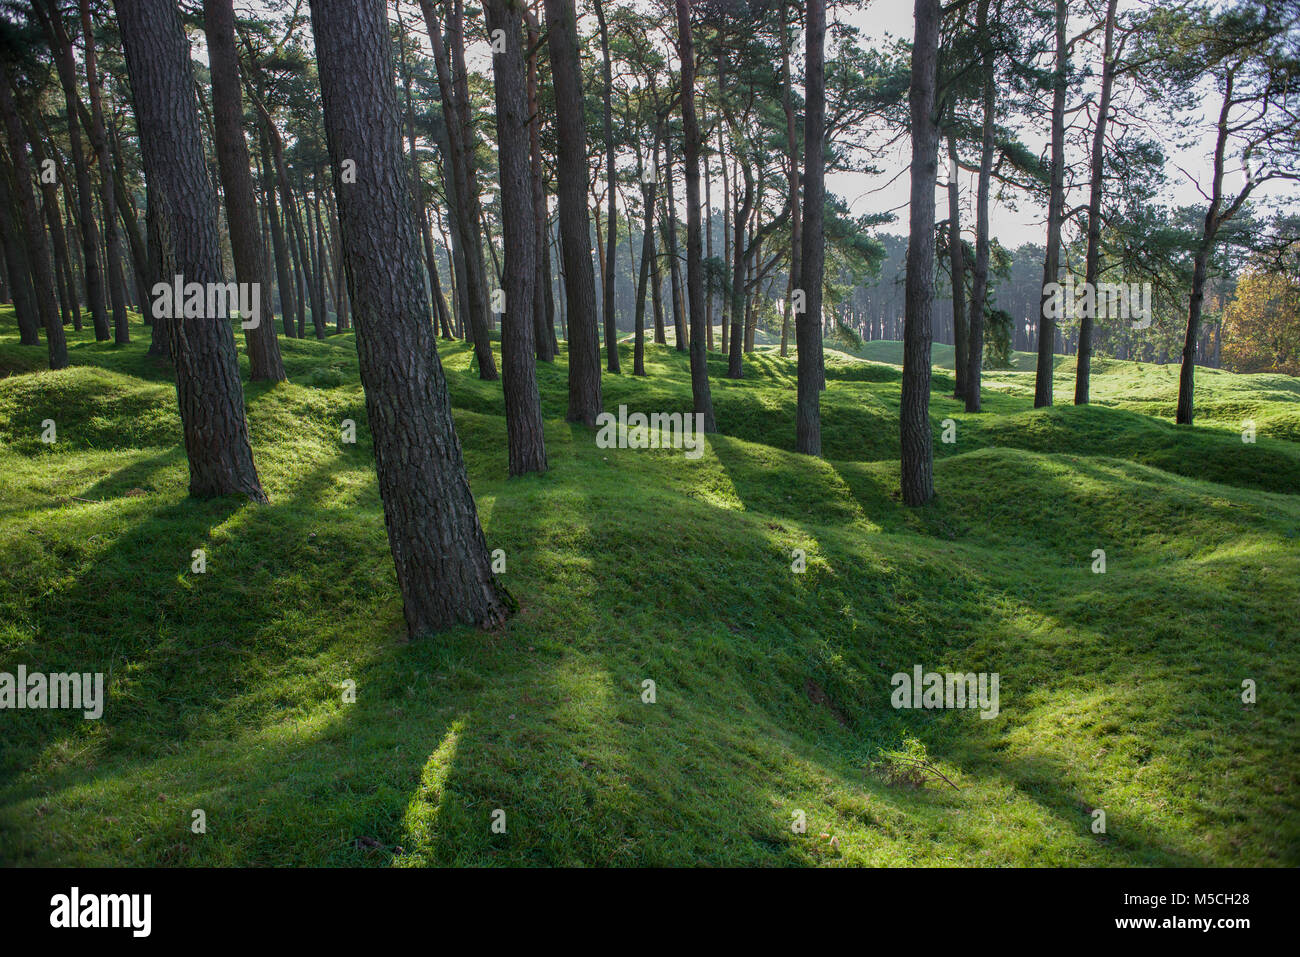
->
1035, 0, 1067, 408
796, 0, 827, 455
543, 0, 603, 425
901, 0, 940, 506
484, 0, 548, 476
674, 0, 717, 432
114, 0, 265, 502
309, 0, 509, 634
202, 0, 285, 382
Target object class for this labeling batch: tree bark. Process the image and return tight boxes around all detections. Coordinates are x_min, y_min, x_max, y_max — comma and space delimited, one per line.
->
202, 0, 285, 381
418, 0, 499, 379
0, 162, 39, 345
965, 0, 995, 413
593, 0, 621, 373
484, 0, 548, 476
1075, 0, 1117, 406
0, 69, 66, 365
78, 0, 129, 343
543, 0, 603, 425
902, 0, 940, 505
1035, 0, 1067, 408
309, 0, 510, 634
115, 0, 265, 501
796, 0, 827, 454
947, 133, 968, 400
674, 0, 717, 432
40, 0, 110, 340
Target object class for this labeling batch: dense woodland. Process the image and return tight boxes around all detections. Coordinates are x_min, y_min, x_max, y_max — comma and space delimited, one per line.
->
0, 0, 1297, 634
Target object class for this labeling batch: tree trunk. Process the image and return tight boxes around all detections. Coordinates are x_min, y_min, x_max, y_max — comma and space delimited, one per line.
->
41, 0, 110, 340
593, 0, 621, 373
1035, 0, 1067, 408
674, 0, 717, 432
662, 140, 687, 351
779, 0, 801, 361
0, 163, 39, 345
796, 0, 827, 455
527, 7, 557, 362
543, 0, 603, 425
258, 134, 296, 338
0, 70, 66, 365
115, 0, 265, 501
965, 0, 995, 414
484, 0, 548, 476
202, 0, 285, 381
1074, 0, 1118, 406
633, 175, 656, 377
418, 0, 499, 379
309, 0, 509, 634
901, 0, 940, 505
947, 133, 967, 400
78, 0, 129, 343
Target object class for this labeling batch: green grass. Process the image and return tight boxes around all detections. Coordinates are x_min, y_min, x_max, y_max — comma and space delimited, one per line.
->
0, 307, 1296, 866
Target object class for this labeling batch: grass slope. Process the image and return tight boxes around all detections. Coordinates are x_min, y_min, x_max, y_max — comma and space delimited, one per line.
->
0, 308, 1296, 866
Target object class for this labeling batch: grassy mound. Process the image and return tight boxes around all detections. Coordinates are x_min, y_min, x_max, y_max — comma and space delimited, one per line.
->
1, 308, 1296, 866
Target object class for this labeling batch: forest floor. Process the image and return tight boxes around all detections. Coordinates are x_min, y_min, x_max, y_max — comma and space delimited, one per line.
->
1, 306, 1297, 866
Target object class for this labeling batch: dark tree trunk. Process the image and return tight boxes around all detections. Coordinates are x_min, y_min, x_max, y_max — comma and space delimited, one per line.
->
593, 0, 620, 373
965, 0, 994, 414
79, 0, 129, 343
484, 0, 548, 476
727, 139, 753, 377
902, 0, 940, 505
779, 0, 801, 360
0, 70, 66, 365
0, 163, 39, 345
543, 0, 603, 425
115, 0, 265, 501
418, 0, 498, 379
309, 0, 509, 634
258, 134, 296, 338
947, 133, 967, 400
1074, 0, 1118, 406
661, 141, 687, 352
633, 174, 656, 377
107, 117, 152, 319
202, 0, 285, 381
527, 9, 557, 362
796, 0, 827, 455
40, 0, 110, 340
1035, 0, 1067, 408
675, 0, 716, 432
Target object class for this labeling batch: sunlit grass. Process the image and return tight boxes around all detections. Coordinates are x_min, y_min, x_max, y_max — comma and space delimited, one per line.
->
0, 307, 1296, 866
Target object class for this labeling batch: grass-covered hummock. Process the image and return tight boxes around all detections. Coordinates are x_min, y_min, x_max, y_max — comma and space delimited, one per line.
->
0, 307, 1296, 866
